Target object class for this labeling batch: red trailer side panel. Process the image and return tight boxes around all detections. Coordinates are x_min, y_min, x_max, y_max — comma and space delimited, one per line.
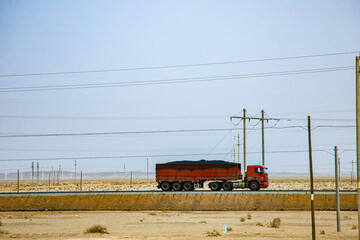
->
156, 160, 241, 183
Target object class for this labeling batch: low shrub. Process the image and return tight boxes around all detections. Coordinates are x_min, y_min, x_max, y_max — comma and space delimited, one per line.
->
84, 224, 109, 234
206, 230, 220, 237
269, 218, 281, 228
247, 214, 252, 220
240, 217, 245, 222
0, 230, 9, 234
256, 222, 264, 227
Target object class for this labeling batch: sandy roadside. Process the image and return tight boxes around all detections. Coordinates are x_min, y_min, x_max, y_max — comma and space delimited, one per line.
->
0, 210, 357, 239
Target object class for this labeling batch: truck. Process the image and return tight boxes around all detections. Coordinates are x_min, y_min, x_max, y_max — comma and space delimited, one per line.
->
156, 160, 268, 191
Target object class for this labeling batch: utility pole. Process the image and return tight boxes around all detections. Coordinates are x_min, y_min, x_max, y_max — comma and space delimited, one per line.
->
233, 148, 235, 162
130, 171, 132, 188
52, 166, 55, 185
261, 110, 265, 166
356, 55, 360, 237
147, 158, 149, 182
243, 109, 246, 176
31, 162, 34, 185
350, 160, 355, 184
80, 170, 83, 191
74, 159, 77, 185
335, 146, 341, 232
230, 110, 280, 175
308, 116, 316, 240
17, 169, 20, 193
237, 134, 240, 164
36, 162, 39, 185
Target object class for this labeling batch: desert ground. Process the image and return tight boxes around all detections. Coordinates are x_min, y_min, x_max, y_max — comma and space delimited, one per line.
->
0, 210, 357, 239
1, 178, 357, 239
0, 176, 356, 192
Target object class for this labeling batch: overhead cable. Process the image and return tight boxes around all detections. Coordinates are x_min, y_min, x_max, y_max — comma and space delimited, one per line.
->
0, 66, 354, 93
1, 51, 358, 78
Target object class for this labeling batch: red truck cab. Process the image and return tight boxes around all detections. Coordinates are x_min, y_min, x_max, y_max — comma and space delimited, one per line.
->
246, 165, 269, 190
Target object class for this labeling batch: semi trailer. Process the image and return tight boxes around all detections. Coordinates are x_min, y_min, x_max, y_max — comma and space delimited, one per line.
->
156, 160, 268, 191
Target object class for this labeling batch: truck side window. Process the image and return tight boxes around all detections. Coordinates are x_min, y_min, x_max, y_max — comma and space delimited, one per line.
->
255, 167, 262, 174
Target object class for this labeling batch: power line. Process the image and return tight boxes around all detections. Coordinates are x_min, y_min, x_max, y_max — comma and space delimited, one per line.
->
1, 51, 357, 78
0, 66, 354, 93
0, 149, 355, 162
0, 125, 354, 138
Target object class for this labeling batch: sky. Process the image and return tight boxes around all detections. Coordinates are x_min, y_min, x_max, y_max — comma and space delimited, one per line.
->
0, 1, 360, 178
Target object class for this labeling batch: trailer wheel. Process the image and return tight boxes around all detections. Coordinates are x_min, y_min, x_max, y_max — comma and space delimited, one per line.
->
160, 182, 172, 191
209, 182, 221, 191
249, 181, 260, 191
183, 182, 194, 191
222, 182, 233, 191
172, 182, 183, 191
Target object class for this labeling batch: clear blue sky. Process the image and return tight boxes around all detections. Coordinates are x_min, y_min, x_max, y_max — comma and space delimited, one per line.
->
0, 1, 359, 177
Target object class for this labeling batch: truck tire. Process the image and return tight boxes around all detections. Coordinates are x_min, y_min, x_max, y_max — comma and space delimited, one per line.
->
183, 182, 194, 191
209, 182, 221, 191
222, 182, 233, 191
172, 182, 183, 191
249, 181, 260, 191
160, 182, 172, 191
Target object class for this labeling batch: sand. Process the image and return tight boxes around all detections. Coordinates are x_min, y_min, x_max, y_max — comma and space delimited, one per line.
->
0, 177, 356, 192
0, 211, 357, 239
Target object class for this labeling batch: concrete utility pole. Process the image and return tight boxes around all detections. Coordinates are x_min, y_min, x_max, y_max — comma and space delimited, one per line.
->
130, 171, 133, 188
147, 158, 149, 182
31, 162, 34, 185
36, 162, 39, 185
261, 110, 265, 166
74, 159, 77, 184
350, 160, 355, 184
233, 148, 235, 162
80, 170, 83, 191
17, 169, 20, 193
243, 109, 246, 175
307, 116, 316, 240
355, 55, 360, 237
237, 134, 240, 164
52, 166, 55, 185
334, 146, 341, 232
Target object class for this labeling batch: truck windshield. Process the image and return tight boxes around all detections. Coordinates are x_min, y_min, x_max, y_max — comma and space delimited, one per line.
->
262, 167, 267, 174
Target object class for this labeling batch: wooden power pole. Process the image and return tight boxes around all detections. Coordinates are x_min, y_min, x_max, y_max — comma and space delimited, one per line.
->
261, 110, 265, 166
355, 55, 360, 237
335, 146, 341, 232
243, 108, 246, 175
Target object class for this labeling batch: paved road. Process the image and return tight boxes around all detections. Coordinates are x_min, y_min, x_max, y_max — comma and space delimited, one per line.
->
0, 189, 356, 197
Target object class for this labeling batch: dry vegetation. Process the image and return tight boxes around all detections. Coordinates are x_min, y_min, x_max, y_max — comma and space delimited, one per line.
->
84, 224, 109, 234
0, 211, 357, 239
269, 217, 281, 228
206, 229, 221, 237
